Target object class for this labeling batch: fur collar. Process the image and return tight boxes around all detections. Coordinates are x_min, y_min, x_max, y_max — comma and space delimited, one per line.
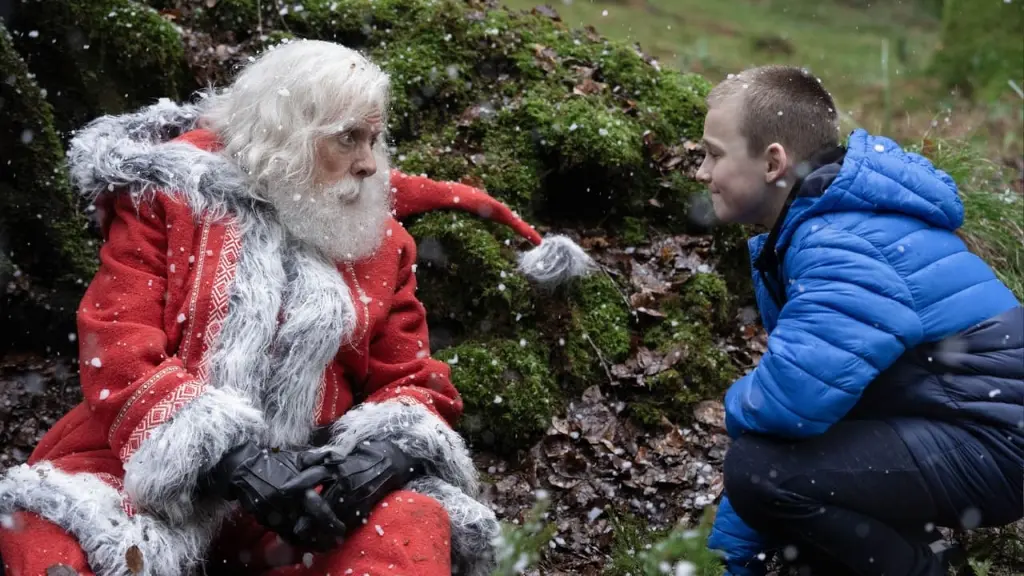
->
66, 98, 258, 222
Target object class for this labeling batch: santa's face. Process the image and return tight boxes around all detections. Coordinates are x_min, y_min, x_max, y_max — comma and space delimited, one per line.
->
265, 113, 393, 262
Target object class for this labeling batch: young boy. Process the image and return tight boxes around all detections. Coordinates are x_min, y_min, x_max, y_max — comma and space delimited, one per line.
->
698, 65, 1023, 576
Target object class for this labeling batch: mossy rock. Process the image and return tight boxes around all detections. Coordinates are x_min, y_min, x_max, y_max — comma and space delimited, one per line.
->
6, 0, 189, 134
263, 0, 712, 228
0, 22, 96, 353
406, 211, 534, 347
434, 335, 560, 455
631, 322, 738, 425
930, 0, 1024, 101
560, 274, 632, 385
631, 273, 739, 425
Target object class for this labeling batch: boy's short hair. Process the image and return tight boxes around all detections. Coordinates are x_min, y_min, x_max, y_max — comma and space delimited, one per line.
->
708, 65, 839, 163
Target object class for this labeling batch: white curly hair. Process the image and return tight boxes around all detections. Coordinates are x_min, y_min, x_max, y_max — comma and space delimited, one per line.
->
197, 39, 392, 192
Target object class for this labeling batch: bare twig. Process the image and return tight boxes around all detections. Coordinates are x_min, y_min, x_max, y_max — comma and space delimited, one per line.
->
584, 333, 615, 386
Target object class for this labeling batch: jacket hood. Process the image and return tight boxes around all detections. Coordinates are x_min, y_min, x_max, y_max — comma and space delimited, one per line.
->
66, 98, 257, 220
773, 129, 964, 252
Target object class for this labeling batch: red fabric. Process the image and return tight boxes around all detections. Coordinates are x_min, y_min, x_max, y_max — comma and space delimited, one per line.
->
0, 491, 451, 576
2, 129, 463, 572
208, 490, 451, 576
391, 169, 543, 245
0, 512, 94, 576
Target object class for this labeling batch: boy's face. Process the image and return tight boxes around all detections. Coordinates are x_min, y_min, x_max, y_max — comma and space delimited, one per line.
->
696, 95, 779, 227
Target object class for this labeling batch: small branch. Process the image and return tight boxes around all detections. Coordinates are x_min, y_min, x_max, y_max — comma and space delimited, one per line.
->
584, 333, 615, 386
600, 264, 634, 318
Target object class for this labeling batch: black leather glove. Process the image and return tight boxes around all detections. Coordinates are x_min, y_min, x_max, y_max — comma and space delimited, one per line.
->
290, 440, 424, 541
205, 441, 347, 551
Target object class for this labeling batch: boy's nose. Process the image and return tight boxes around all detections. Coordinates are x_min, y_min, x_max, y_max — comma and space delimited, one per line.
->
696, 162, 711, 183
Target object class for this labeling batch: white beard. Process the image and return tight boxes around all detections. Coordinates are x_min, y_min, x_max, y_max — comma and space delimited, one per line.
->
265, 162, 393, 262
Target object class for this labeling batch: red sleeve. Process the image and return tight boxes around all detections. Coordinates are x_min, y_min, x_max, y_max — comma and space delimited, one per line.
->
77, 195, 206, 461
359, 228, 464, 428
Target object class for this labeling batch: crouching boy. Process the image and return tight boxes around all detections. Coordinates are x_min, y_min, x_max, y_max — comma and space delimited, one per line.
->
698, 65, 1023, 576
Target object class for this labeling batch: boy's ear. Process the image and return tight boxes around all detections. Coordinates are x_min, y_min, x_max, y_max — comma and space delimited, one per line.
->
764, 143, 789, 185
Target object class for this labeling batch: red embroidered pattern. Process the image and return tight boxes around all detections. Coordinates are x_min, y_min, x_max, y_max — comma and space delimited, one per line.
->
119, 380, 208, 462
108, 365, 182, 445
196, 221, 241, 383
179, 218, 212, 367
96, 472, 136, 518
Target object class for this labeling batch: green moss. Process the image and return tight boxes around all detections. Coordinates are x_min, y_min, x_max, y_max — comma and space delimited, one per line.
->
679, 273, 733, 334
642, 324, 737, 424
194, 0, 260, 36
605, 511, 671, 576
9, 0, 189, 133
562, 274, 632, 384
0, 22, 96, 352
711, 223, 754, 301
434, 336, 560, 454
931, 0, 1024, 101
638, 70, 712, 144
620, 216, 647, 246
635, 280, 738, 424
407, 211, 533, 338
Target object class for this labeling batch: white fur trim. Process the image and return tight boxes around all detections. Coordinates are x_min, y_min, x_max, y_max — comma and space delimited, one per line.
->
518, 234, 597, 286
321, 399, 479, 496
321, 400, 497, 574
407, 477, 500, 576
66, 99, 255, 222
122, 386, 265, 525
0, 463, 220, 576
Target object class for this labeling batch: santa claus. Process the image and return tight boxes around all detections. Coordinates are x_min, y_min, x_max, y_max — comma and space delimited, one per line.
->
0, 39, 594, 576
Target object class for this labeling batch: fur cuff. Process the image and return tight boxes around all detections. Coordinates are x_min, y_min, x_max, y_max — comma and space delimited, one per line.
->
122, 386, 265, 525
0, 462, 221, 576
407, 476, 500, 576
321, 398, 479, 496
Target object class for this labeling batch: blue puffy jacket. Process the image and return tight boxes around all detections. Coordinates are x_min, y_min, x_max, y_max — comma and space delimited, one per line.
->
707, 129, 1023, 573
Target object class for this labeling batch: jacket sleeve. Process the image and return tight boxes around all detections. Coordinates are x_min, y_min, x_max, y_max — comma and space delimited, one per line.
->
724, 229, 923, 438
78, 194, 264, 524
320, 225, 480, 496
708, 496, 768, 576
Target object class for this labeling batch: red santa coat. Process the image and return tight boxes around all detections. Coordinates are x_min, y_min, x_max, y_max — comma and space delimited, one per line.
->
0, 101, 554, 576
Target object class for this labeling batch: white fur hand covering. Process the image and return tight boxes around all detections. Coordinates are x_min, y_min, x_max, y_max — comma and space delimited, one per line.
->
322, 399, 500, 576
123, 386, 266, 524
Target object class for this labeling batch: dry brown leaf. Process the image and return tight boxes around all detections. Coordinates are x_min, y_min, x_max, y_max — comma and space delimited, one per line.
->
693, 400, 726, 430
125, 545, 145, 574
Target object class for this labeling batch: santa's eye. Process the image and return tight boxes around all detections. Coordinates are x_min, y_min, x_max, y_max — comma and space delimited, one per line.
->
337, 131, 356, 147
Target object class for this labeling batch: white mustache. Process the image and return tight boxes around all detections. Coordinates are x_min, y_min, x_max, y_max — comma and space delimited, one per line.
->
322, 178, 364, 203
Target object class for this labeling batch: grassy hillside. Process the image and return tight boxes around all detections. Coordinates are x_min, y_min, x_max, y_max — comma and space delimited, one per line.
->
501, 0, 1022, 156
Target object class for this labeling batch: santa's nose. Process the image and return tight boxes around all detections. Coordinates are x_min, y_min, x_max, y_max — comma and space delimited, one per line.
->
351, 146, 377, 179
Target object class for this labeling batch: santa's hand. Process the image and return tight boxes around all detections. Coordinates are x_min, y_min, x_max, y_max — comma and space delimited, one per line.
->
304, 440, 424, 531
204, 441, 347, 550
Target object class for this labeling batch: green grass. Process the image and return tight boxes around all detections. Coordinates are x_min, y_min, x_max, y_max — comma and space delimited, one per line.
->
500, 0, 1022, 155
912, 137, 1024, 300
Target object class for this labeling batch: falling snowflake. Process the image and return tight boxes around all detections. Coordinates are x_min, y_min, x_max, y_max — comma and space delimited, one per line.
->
90, 357, 103, 368
99, 389, 110, 400
375, 524, 384, 536
177, 313, 186, 324
494, 395, 503, 404
278, 87, 291, 97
